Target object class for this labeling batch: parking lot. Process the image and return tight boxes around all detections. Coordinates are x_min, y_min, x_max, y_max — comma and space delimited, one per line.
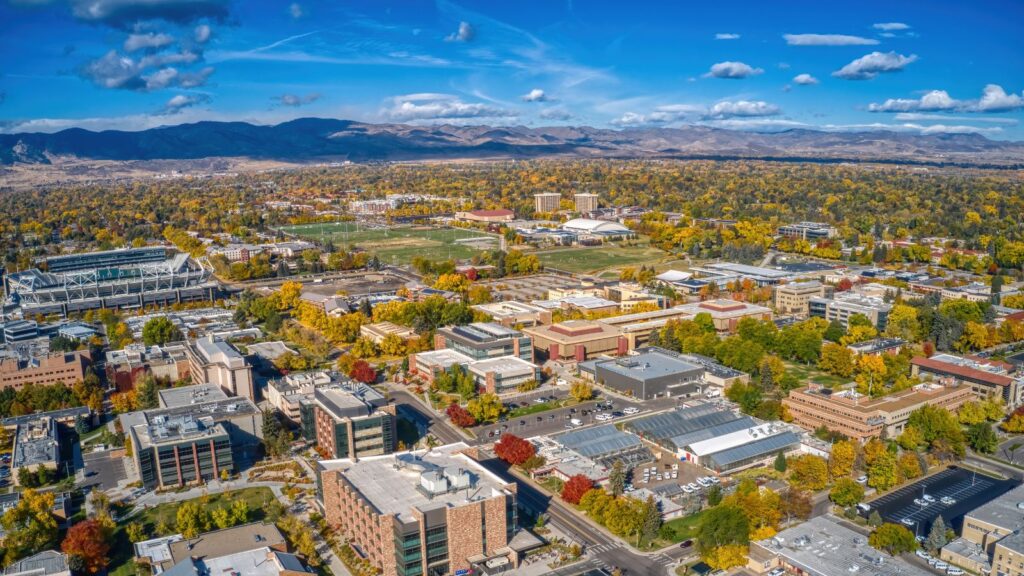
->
477, 273, 582, 301
80, 448, 127, 491
475, 397, 647, 441
865, 467, 1020, 535
629, 451, 709, 493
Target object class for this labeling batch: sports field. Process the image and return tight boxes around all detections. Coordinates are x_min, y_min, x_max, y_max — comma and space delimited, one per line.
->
280, 222, 497, 264
535, 243, 674, 276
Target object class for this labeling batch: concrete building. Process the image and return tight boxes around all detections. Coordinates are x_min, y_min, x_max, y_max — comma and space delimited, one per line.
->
408, 349, 474, 384
466, 356, 540, 395
692, 262, 794, 287
360, 321, 419, 345
574, 193, 599, 213
942, 483, 1024, 576
306, 384, 395, 459
749, 515, 931, 576
136, 522, 296, 574
523, 320, 625, 362
774, 281, 831, 316
121, 390, 263, 487
126, 413, 233, 489
534, 192, 561, 214
106, 343, 190, 392
266, 370, 334, 423
847, 337, 907, 356
471, 301, 551, 327
319, 443, 532, 576
783, 382, 973, 441
11, 416, 60, 485
809, 292, 893, 330
5, 247, 216, 317
581, 347, 705, 400
185, 336, 255, 400
776, 221, 838, 240
673, 299, 773, 334
434, 323, 533, 362
913, 353, 1024, 408
560, 218, 631, 236
454, 209, 515, 223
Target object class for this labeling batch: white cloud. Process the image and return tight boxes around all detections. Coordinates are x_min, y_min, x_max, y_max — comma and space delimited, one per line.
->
705, 100, 780, 119
288, 3, 303, 18
977, 84, 1024, 112
715, 33, 740, 40
194, 24, 211, 44
833, 51, 917, 80
703, 61, 763, 79
793, 73, 819, 85
273, 93, 320, 107
521, 88, 547, 102
873, 22, 910, 31
445, 21, 475, 42
820, 122, 1001, 135
868, 85, 1024, 113
707, 118, 809, 131
382, 93, 515, 122
894, 113, 1018, 125
159, 93, 210, 115
783, 33, 879, 46
124, 32, 175, 52
538, 107, 573, 121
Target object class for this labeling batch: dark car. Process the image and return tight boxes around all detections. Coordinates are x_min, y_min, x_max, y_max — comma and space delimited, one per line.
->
570, 408, 577, 414
536, 416, 543, 422
680, 539, 693, 549
519, 420, 526, 426
612, 411, 624, 417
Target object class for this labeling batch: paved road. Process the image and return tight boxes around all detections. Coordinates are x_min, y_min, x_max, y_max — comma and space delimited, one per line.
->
476, 455, 677, 576
388, 388, 468, 445
79, 449, 127, 491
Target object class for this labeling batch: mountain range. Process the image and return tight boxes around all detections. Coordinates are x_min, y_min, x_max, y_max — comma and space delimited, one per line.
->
3, 118, 1024, 168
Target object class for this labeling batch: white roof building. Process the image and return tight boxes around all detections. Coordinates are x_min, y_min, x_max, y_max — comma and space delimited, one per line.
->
561, 218, 631, 235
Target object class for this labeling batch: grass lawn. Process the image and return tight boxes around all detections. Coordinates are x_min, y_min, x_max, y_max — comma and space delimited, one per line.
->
659, 510, 705, 542
108, 487, 278, 576
534, 241, 672, 275
784, 361, 849, 388
539, 476, 565, 494
507, 399, 573, 419
280, 223, 497, 264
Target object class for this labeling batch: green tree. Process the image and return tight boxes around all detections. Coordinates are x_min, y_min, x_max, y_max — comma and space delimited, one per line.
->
830, 478, 865, 507
788, 454, 828, 491
135, 375, 159, 410
868, 510, 883, 527
126, 522, 148, 543
230, 499, 249, 525
141, 316, 183, 346
641, 494, 662, 544
211, 507, 233, 530
926, 515, 948, 552
774, 451, 787, 473
706, 484, 723, 506
966, 422, 998, 454
867, 450, 899, 492
609, 460, 626, 497
697, 504, 750, 559
569, 381, 594, 402
869, 523, 917, 555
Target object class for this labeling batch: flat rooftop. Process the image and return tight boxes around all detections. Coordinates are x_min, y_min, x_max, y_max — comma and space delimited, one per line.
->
471, 301, 547, 317
791, 382, 969, 414
158, 383, 229, 408
315, 383, 386, 420
320, 442, 512, 523
703, 262, 793, 279
191, 336, 246, 368
413, 349, 473, 368
962, 482, 1024, 531
12, 417, 59, 469
756, 515, 932, 576
594, 348, 703, 381
467, 355, 536, 377
167, 522, 286, 567
688, 422, 789, 457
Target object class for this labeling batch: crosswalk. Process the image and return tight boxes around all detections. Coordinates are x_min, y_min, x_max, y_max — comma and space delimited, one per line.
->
584, 542, 678, 572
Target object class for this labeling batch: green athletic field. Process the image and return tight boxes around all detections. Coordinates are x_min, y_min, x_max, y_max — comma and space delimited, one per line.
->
280, 222, 497, 264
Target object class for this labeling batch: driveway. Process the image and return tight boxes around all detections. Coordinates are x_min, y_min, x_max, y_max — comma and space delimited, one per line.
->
79, 449, 127, 491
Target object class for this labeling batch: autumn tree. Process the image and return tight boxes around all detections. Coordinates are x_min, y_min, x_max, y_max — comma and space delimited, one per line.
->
176, 501, 207, 539
869, 523, 917, 555
62, 520, 111, 574
561, 475, 594, 505
697, 504, 750, 569
446, 403, 477, 428
348, 359, 377, 383
829, 439, 857, 479
830, 478, 865, 507
494, 434, 535, 466
787, 454, 828, 491
569, 380, 594, 402
1, 490, 59, 565
466, 393, 504, 423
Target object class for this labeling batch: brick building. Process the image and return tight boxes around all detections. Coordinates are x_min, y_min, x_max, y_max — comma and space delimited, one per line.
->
522, 320, 625, 362
0, 350, 91, 390
305, 384, 396, 459
319, 443, 531, 576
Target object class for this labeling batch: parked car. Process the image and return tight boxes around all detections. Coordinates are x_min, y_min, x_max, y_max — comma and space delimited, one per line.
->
941, 496, 957, 505
680, 539, 694, 549
901, 518, 915, 526
922, 494, 936, 503
556, 378, 567, 386
856, 475, 868, 484
623, 407, 640, 415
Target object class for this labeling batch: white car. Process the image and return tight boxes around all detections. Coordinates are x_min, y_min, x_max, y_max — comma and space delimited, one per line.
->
914, 498, 928, 507
682, 485, 694, 493
623, 407, 640, 415
556, 378, 567, 386
915, 550, 932, 560
856, 475, 868, 484
941, 496, 957, 505
901, 518, 915, 526
922, 494, 936, 503
687, 482, 699, 491
595, 414, 612, 422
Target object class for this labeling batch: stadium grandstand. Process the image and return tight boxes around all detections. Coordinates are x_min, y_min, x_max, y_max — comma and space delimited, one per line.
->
5, 247, 217, 316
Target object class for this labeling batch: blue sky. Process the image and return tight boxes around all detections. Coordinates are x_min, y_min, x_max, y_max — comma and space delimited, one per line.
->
2, 0, 1023, 138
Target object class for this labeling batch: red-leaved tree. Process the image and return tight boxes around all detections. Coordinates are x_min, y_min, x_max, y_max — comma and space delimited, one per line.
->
349, 360, 377, 384
446, 403, 477, 428
837, 278, 854, 292
561, 474, 594, 505
494, 434, 535, 466
62, 519, 111, 574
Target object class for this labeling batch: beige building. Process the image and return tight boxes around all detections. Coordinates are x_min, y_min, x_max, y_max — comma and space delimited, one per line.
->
574, 192, 599, 213
534, 192, 561, 214
266, 371, 333, 422
523, 320, 625, 362
942, 483, 1024, 576
0, 350, 91, 391
360, 321, 418, 345
674, 299, 773, 333
774, 281, 831, 315
471, 301, 551, 327
597, 306, 696, 350
784, 382, 973, 441
320, 443, 535, 576
185, 336, 255, 400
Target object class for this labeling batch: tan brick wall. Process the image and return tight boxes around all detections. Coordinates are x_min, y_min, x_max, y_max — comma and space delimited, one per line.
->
446, 503, 484, 575
483, 495, 509, 555
323, 469, 400, 576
